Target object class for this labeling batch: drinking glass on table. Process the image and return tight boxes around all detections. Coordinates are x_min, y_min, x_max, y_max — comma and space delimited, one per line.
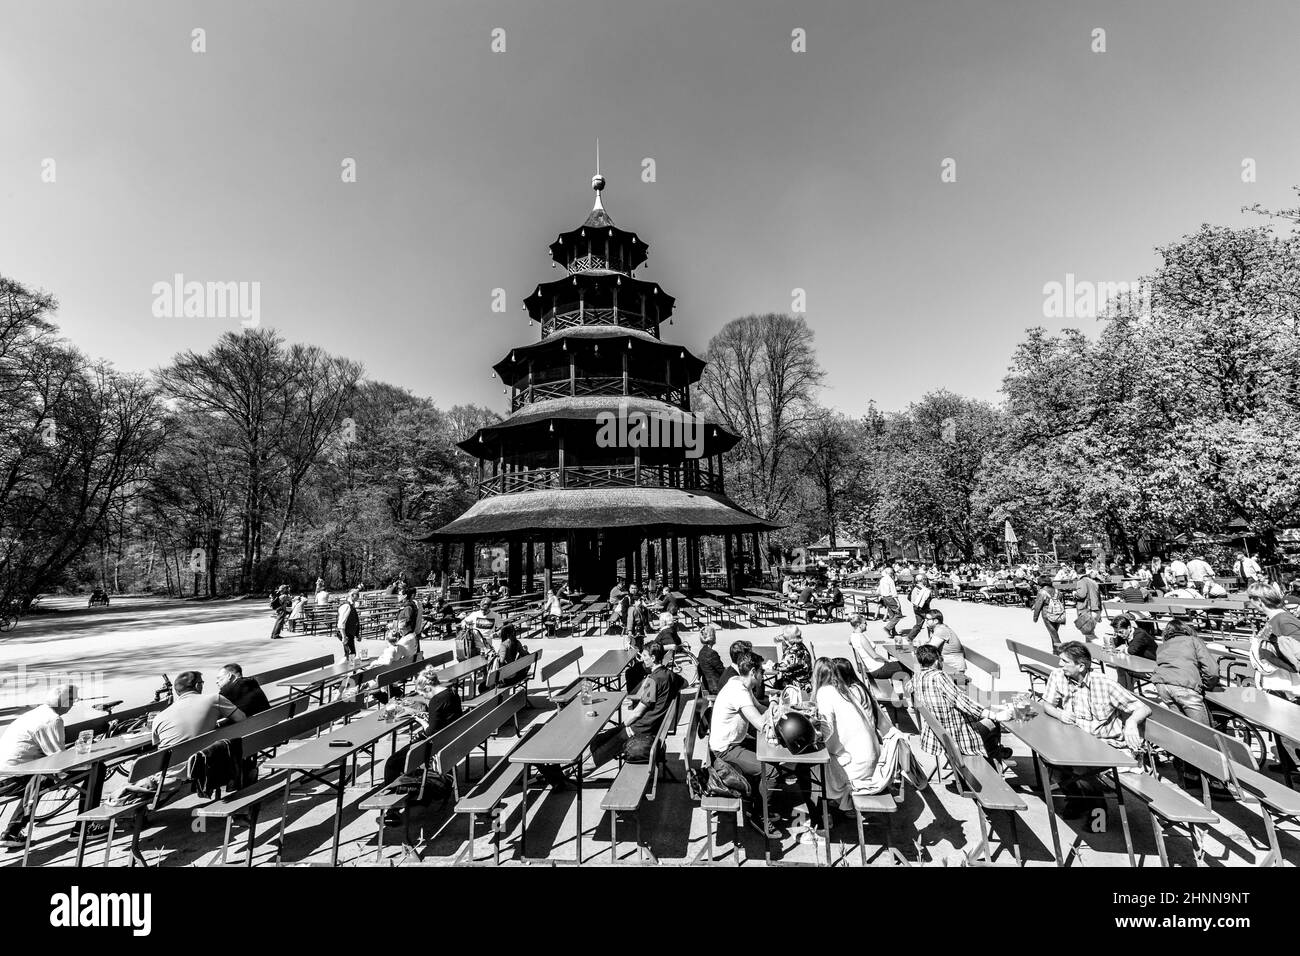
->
360, 643, 370, 663
75, 730, 93, 755
580, 679, 594, 706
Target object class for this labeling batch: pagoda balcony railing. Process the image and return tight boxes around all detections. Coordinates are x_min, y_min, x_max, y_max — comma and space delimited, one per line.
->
511, 378, 687, 410
567, 254, 627, 275
478, 464, 724, 498
540, 307, 659, 338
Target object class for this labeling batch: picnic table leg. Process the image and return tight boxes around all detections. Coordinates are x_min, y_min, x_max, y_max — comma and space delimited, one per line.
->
819, 767, 831, 867
576, 759, 584, 865
1112, 768, 1136, 867
761, 765, 772, 864
1037, 754, 1063, 867
519, 762, 529, 858
276, 775, 294, 855
330, 765, 345, 866
21, 774, 42, 867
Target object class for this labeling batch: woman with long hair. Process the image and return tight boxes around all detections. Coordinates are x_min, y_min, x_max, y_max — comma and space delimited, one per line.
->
812, 657, 921, 810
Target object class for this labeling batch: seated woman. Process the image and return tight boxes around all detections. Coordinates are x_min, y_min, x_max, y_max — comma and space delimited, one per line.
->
771, 626, 812, 693
813, 657, 923, 810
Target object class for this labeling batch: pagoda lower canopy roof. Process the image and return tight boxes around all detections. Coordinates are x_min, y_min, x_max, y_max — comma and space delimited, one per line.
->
492, 326, 705, 378
421, 487, 781, 539
458, 395, 742, 455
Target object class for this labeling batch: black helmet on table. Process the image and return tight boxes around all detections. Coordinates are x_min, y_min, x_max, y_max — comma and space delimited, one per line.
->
776, 711, 819, 755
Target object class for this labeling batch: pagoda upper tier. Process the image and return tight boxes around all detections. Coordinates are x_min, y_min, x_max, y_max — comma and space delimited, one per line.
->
526, 173, 675, 337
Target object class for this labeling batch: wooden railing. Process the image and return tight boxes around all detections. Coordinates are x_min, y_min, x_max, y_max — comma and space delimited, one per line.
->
478, 465, 723, 497
510, 377, 688, 410
540, 308, 660, 338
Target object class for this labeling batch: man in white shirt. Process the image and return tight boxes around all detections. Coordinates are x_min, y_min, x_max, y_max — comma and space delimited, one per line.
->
459, 598, 497, 658
708, 653, 781, 837
1186, 555, 1215, 591
1235, 552, 1262, 584
1167, 554, 1190, 585
1, 684, 79, 849
877, 567, 902, 637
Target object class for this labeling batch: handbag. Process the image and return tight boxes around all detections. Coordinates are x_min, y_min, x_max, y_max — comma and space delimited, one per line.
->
624, 732, 656, 764
707, 755, 751, 798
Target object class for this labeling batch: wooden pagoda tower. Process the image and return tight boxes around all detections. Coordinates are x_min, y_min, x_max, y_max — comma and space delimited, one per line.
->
425, 171, 777, 596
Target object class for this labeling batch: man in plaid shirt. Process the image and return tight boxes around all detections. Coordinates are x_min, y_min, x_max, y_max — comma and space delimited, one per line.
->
914, 644, 1015, 775
1042, 641, 1150, 816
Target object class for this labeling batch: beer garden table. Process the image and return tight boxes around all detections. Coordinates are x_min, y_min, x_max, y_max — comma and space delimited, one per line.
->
757, 735, 832, 866
1000, 700, 1139, 867
508, 691, 626, 863
265, 708, 413, 866
0, 731, 154, 866
582, 649, 633, 690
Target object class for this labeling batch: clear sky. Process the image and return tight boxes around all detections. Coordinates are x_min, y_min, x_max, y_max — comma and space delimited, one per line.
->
3, 0, 1298, 415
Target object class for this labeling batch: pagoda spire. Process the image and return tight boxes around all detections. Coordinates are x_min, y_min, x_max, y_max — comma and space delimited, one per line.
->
586, 142, 613, 227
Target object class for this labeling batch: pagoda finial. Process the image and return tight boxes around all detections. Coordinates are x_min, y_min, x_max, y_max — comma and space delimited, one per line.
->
591, 140, 606, 201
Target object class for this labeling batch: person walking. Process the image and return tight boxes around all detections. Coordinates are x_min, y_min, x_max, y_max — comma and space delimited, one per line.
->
877, 566, 903, 638
1030, 577, 1068, 651
336, 588, 362, 661
269, 585, 291, 640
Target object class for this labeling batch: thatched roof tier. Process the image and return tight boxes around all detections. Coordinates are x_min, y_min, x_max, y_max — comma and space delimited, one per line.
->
492, 327, 705, 380
422, 487, 780, 540
523, 272, 675, 323
458, 395, 741, 458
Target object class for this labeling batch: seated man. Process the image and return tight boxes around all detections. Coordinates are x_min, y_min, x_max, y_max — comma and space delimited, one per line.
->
771, 625, 812, 693
589, 642, 684, 767
153, 672, 245, 748
216, 664, 270, 717
379, 669, 463, 825
707, 651, 782, 837
921, 609, 966, 675
720, 639, 769, 707
119, 672, 247, 796
1041, 642, 1150, 817
1104, 614, 1156, 692
459, 598, 497, 659
913, 645, 1013, 776
0, 684, 81, 850
696, 625, 727, 695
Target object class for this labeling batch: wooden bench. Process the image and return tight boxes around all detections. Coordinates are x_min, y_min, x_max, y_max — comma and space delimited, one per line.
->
1144, 703, 1300, 867
916, 700, 1025, 865
540, 646, 586, 707
189, 699, 361, 865
1005, 639, 1057, 693
441, 691, 538, 865
599, 690, 686, 864
64, 654, 336, 744
962, 647, 1004, 705
478, 650, 542, 698
354, 689, 511, 862
76, 697, 353, 866
680, 696, 743, 865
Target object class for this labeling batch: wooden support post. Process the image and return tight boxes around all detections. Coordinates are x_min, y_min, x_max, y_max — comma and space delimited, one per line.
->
724, 534, 735, 595
525, 539, 535, 592
671, 535, 680, 591
543, 540, 553, 596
